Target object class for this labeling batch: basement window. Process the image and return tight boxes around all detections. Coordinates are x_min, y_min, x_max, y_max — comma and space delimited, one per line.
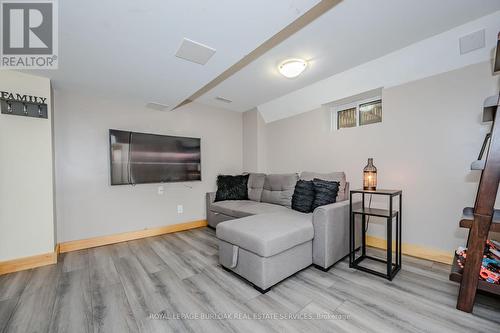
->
337, 107, 357, 129
359, 99, 382, 125
331, 97, 382, 130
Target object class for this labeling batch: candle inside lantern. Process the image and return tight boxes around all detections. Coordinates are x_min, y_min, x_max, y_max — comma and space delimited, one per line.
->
363, 158, 377, 190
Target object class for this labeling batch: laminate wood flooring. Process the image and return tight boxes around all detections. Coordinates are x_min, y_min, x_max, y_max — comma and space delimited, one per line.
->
1, 227, 499, 333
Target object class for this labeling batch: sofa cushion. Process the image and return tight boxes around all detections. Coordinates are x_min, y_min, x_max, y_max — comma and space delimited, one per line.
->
247, 173, 266, 202
261, 173, 298, 208
215, 174, 249, 202
311, 178, 339, 211
300, 171, 346, 201
291, 180, 315, 213
210, 200, 290, 218
216, 211, 313, 257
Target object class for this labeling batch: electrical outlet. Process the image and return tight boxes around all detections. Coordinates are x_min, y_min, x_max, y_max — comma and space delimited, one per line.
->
157, 185, 164, 195
177, 205, 183, 214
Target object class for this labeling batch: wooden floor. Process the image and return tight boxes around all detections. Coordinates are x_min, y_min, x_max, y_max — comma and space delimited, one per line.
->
1, 227, 499, 333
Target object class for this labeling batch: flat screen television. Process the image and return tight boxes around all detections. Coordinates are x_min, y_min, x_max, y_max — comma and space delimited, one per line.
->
494, 32, 500, 75
109, 129, 201, 185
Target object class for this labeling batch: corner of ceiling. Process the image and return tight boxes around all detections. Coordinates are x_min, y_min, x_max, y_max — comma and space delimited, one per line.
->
257, 10, 500, 124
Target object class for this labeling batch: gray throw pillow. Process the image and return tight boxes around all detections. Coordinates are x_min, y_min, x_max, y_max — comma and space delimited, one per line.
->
291, 180, 315, 213
311, 178, 339, 211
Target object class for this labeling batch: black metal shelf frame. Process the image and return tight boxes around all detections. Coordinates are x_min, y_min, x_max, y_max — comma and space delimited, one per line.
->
349, 189, 402, 280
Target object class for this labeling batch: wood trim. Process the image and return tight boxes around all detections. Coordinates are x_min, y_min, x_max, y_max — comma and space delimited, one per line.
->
173, 0, 341, 110
0, 250, 57, 276
0, 220, 206, 275
366, 235, 453, 265
59, 219, 207, 253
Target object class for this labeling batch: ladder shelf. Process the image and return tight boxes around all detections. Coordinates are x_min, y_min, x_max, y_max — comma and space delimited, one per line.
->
449, 92, 500, 313
450, 256, 500, 296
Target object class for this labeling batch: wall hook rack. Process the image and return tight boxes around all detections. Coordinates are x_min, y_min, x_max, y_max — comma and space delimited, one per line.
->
0, 98, 48, 119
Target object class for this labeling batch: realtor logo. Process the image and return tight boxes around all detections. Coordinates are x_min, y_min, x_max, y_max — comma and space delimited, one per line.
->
1, 0, 58, 69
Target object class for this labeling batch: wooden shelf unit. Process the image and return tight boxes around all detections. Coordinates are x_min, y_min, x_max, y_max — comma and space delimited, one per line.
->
459, 219, 500, 233
450, 91, 500, 312
449, 256, 500, 296
459, 207, 500, 232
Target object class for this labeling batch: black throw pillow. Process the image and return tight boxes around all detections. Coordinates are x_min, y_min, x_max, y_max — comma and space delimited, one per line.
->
291, 180, 315, 213
214, 174, 249, 202
311, 178, 339, 211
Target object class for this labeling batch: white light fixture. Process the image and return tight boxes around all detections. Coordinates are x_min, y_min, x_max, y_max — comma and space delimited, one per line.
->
278, 58, 308, 78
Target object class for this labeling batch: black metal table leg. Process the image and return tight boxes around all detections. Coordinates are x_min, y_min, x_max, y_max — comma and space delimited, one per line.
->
395, 212, 399, 269
349, 212, 354, 267
349, 191, 353, 266
387, 196, 393, 279
362, 214, 366, 257
387, 216, 392, 279
399, 194, 402, 268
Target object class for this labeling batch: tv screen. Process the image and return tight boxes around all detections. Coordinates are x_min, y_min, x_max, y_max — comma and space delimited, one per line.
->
494, 32, 500, 75
109, 129, 201, 185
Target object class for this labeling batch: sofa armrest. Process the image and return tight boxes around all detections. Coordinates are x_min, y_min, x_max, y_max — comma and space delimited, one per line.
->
312, 199, 362, 269
206, 192, 217, 228
207, 192, 216, 204
206, 192, 215, 213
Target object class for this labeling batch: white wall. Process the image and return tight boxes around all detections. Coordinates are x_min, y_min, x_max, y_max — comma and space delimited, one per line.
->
243, 109, 258, 172
0, 71, 55, 261
54, 90, 242, 242
242, 108, 267, 173
262, 62, 500, 253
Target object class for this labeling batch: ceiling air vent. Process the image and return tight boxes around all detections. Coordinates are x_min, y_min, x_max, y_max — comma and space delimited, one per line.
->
175, 38, 216, 65
146, 102, 170, 111
215, 96, 232, 104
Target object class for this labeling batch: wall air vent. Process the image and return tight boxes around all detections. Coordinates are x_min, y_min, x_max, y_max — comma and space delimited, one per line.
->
175, 38, 216, 65
146, 102, 170, 111
459, 29, 485, 55
215, 96, 232, 104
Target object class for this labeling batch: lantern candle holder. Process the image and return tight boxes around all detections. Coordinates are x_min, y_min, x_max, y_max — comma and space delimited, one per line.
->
363, 158, 377, 190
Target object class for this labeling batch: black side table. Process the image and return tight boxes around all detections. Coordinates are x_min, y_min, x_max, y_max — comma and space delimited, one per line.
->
349, 189, 402, 280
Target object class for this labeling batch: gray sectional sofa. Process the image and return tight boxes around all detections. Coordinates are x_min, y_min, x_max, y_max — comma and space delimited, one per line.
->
206, 172, 361, 292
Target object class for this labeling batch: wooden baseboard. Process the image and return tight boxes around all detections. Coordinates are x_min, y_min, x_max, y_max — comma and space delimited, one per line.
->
0, 250, 57, 276
0, 220, 207, 275
59, 219, 207, 253
366, 235, 453, 265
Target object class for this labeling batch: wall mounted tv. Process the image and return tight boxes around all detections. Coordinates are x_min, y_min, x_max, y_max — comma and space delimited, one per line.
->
494, 32, 500, 75
109, 129, 201, 185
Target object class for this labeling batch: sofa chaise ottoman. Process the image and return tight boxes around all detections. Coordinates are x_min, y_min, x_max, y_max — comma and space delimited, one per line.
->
216, 210, 313, 293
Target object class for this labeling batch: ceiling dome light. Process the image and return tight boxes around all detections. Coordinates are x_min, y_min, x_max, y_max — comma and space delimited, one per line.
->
278, 58, 308, 78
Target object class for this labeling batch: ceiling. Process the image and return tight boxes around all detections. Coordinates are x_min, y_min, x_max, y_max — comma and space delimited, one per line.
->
29, 0, 319, 105
198, 0, 500, 112
29, 0, 500, 112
